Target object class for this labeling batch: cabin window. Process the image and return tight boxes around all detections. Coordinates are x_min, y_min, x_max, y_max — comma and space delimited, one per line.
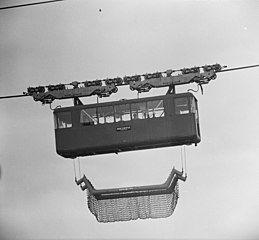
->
175, 97, 189, 115
55, 112, 72, 129
190, 97, 196, 114
131, 102, 148, 119
115, 104, 131, 122
98, 106, 115, 124
147, 100, 164, 118
80, 108, 98, 126
131, 100, 165, 120
191, 97, 199, 121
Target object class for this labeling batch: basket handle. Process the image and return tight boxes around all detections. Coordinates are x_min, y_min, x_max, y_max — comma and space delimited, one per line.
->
75, 175, 94, 191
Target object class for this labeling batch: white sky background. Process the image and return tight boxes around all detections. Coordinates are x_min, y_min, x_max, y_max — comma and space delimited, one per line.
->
0, 0, 259, 239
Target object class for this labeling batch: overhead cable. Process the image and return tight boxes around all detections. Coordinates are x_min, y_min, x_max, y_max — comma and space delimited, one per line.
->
0, 0, 65, 10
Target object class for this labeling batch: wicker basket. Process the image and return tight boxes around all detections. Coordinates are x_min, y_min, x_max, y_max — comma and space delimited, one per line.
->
76, 168, 186, 223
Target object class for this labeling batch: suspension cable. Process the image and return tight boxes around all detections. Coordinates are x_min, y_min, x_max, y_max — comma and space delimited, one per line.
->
0, 0, 65, 10
183, 146, 187, 177
180, 145, 187, 176
0, 94, 29, 99
180, 146, 184, 172
77, 157, 82, 178
73, 158, 77, 179
73, 157, 82, 180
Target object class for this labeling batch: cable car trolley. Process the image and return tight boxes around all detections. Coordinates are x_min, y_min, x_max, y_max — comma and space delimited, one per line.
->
2, 63, 259, 222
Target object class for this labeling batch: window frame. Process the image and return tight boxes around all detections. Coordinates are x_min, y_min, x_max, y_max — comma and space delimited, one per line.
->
98, 105, 115, 124
174, 97, 190, 115
80, 108, 98, 126
114, 103, 131, 122
54, 111, 73, 129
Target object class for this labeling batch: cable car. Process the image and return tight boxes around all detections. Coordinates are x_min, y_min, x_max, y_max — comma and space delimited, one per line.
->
53, 92, 201, 159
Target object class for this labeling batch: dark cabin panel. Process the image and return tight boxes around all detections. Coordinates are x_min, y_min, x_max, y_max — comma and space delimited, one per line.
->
115, 122, 133, 150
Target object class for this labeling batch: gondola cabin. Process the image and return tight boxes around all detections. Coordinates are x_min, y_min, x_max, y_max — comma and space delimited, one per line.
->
53, 92, 201, 159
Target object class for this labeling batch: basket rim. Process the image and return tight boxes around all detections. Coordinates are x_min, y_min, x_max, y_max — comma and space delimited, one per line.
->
76, 167, 186, 200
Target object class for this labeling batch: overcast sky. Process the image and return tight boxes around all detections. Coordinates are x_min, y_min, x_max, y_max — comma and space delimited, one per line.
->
1, 0, 259, 239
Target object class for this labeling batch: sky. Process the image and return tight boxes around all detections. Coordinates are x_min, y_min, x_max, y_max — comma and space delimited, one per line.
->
0, 0, 259, 239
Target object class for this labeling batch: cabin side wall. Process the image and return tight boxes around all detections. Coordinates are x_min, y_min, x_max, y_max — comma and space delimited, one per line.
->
54, 94, 201, 158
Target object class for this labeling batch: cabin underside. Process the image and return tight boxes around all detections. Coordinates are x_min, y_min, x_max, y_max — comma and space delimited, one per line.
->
57, 135, 200, 159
